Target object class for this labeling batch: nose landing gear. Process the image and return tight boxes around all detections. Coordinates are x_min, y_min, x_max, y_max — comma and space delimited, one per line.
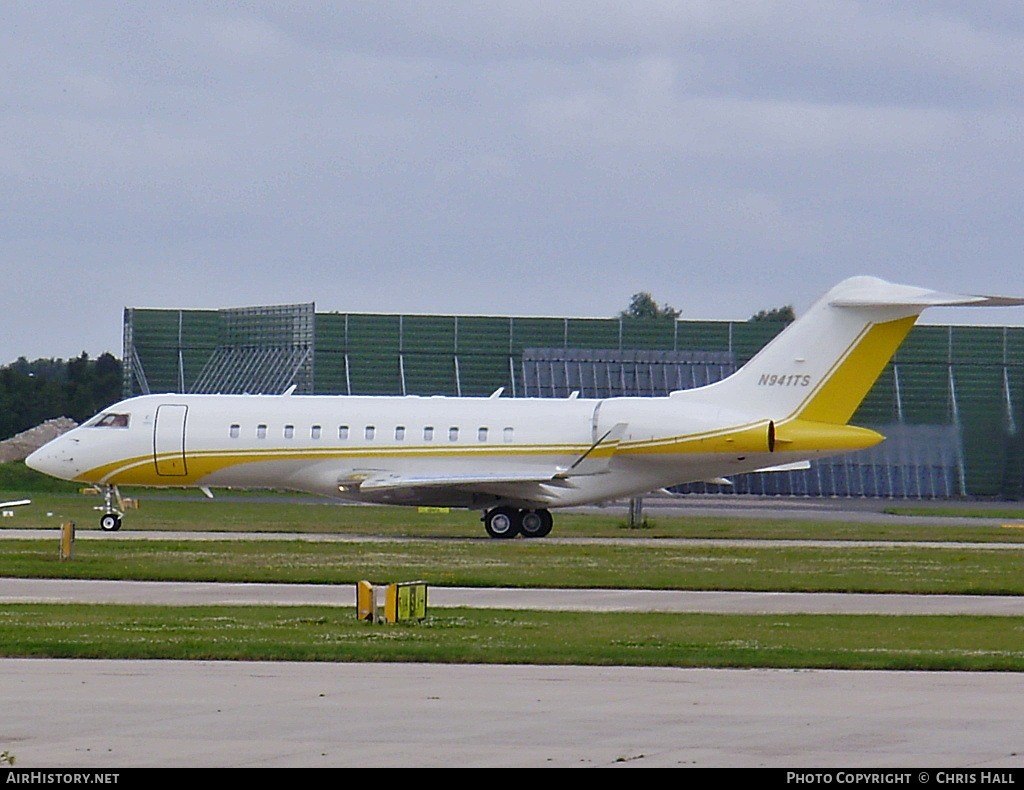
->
97, 484, 124, 531
482, 507, 553, 539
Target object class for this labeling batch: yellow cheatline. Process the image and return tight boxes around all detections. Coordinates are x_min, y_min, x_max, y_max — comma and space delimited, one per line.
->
85, 444, 591, 485
620, 418, 882, 457
795, 316, 917, 425
619, 421, 771, 456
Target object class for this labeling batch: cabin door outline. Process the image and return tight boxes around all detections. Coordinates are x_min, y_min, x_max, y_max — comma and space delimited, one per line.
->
153, 404, 188, 476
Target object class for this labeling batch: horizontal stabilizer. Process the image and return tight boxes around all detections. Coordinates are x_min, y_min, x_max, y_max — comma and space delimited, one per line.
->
752, 460, 812, 473
830, 278, 1024, 309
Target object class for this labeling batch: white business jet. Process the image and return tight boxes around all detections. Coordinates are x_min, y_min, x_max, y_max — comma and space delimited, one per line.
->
25, 277, 1024, 538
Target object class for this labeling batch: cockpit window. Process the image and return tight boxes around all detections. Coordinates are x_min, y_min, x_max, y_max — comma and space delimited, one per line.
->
93, 413, 130, 428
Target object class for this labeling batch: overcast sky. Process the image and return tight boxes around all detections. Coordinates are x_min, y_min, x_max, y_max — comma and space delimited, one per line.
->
4, 1, 1024, 365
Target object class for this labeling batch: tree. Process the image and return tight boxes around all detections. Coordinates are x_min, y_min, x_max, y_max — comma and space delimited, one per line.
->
749, 305, 795, 323
620, 292, 680, 320
0, 354, 124, 440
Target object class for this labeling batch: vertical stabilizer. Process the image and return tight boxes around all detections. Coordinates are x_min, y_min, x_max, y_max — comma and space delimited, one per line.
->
693, 276, 1024, 426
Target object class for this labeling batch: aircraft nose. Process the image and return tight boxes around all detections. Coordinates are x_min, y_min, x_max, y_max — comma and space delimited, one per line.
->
25, 439, 79, 481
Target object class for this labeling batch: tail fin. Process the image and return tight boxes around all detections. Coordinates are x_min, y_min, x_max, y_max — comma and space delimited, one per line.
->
697, 276, 1024, 427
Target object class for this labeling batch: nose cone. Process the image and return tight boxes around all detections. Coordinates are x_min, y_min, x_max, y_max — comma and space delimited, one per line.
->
26, 438, 78, 481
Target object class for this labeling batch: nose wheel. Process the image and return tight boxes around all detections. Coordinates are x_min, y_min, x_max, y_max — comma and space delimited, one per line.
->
482, 507, 553, 539
96, 485, 124, 532
100, 513, 122, 531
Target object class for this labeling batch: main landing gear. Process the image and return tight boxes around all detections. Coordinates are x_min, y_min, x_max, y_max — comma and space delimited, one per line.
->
482, 507, 553, 539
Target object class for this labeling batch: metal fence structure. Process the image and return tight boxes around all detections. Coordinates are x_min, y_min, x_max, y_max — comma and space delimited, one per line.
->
190, 304, 315, 395
124, 304, 314, 396
123, 305, 1024, 498
521, 348, 736, 398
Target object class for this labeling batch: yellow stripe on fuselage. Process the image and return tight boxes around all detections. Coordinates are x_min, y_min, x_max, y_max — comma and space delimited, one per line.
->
83, 443, 593, 485
83, 417, 882, 486
82, 422, 787, 486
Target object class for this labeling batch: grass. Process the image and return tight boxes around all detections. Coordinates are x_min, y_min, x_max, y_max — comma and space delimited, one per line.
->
0, 462, 81, 494
8, 489, 1024, 543
885, 506, 1024, 521
4, 537, 1024, 593
5, 475, 1024, 670
4, 605, 1024, 671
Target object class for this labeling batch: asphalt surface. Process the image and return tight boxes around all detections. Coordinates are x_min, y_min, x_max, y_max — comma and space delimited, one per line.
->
5, 577, 1024, 615
4, 660, 1024, 768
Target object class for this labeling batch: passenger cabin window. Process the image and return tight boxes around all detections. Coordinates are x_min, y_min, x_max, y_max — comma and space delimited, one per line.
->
365, 425, 375, 440
95, 413, 130, 428
284, 424, 295, 439
311, 425, 322, 440
449, 426, 459, 442
339, 425, 349, 440
504, 427, 514, 443
478, 427, 488, 442
229, 424, 240, 439
423, 426, 434, 441
256, 424, 267, 439
395, 426, 405, 441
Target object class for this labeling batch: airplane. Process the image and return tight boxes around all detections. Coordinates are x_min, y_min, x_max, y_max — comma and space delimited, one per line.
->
25, 276, 1024, 538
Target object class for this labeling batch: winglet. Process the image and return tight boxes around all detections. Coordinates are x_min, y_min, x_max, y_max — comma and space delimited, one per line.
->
562, 422, 628, 477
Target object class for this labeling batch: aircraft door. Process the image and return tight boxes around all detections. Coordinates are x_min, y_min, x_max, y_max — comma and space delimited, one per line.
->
153, 404, 188, 476
591, 401, 601, 443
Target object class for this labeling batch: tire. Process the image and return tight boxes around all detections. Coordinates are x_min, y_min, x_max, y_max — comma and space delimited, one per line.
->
519, 509, 553, 538
483, 507, 520, 539
100, 513, 122, 532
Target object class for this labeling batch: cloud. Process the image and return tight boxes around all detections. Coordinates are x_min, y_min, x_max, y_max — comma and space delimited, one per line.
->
3, 2, 1024, 364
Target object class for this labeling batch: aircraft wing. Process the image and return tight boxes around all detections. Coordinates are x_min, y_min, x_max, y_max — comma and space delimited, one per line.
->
339, 469, 568, 508
353, 470, 561, 492
347, 423, 629, 495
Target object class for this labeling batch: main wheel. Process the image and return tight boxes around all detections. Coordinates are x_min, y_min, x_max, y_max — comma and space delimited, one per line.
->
483, 506, 520, 539
100, 513, 122, 532
519, 509, 553, 538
